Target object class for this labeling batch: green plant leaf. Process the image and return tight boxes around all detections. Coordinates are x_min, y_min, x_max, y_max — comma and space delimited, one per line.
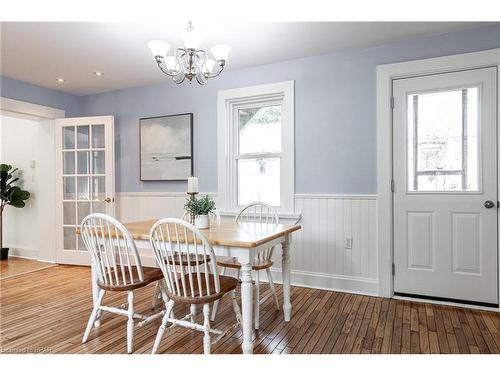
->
0, 164, 12, 173
9, 200, 25, 208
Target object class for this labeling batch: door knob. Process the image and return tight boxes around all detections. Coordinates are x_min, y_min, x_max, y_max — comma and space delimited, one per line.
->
103, 197, 112, 203
484, 200, 495, 209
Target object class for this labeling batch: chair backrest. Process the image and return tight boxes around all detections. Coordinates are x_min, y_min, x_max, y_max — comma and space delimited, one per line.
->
235, 202, 279, 226
181, 210, 221, 224
80, 213, 144, 288
149, 218, 220, 300
236, 202, 279, 261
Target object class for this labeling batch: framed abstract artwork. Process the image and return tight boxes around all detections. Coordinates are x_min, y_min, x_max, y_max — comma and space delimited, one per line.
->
139, 113, 193, 181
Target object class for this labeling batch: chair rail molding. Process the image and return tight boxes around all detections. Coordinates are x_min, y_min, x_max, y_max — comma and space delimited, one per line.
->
376, 47, 500, 299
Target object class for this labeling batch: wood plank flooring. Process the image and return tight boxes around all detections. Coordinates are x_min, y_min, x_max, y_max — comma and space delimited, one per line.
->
1, 265, 499, 354
0, 257, 55, 280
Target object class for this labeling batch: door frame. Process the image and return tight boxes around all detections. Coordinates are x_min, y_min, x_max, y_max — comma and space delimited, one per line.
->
376, 48, 500, 310
0, 97, 65, 263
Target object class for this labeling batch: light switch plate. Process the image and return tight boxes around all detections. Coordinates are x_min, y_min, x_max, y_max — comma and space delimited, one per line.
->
344, 236, 353, 249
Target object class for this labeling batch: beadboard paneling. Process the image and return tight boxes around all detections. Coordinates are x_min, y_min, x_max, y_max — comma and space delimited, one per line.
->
115, 192, 378, 295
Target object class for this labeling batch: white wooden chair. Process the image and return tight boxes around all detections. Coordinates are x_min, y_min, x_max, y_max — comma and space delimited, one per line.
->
211, 202, 280, 330
80, 213, 166, 353
149, 218, 242, 354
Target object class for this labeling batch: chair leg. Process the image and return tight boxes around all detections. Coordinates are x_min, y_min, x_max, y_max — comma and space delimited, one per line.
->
190, 304, 197, 323
82, 289, 105, 343
254, 270, 260, 330
203, 304, 211, 354
266, 268, 280, 310
210, 267, 226, 321
152, 299, 174, 354
230, 290, 242, 324
127, 291, 134, 354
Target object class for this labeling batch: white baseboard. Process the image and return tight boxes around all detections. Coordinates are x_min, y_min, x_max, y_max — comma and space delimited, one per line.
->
6, 246, 38, 260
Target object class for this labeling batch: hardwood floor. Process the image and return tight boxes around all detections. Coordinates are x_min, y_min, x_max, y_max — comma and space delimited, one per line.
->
1, 265, 499, 354
0, 257, 55, 280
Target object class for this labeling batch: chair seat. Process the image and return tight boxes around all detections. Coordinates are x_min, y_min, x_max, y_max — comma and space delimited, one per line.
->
97, 266, 164, 291
216, 256, 273, 271
166, 274, 238, 305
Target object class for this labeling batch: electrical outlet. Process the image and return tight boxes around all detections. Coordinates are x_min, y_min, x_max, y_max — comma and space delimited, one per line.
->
344, 236, 353, 249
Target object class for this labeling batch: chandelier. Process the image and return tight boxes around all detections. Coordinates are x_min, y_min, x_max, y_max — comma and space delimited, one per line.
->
148, 22, 231, 85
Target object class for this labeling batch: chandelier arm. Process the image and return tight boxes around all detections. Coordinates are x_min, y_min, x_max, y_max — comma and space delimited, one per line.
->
156, 60, 178, 77
205, 61, 225, 79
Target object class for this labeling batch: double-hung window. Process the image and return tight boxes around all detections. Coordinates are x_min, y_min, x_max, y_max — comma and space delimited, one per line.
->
217, 81, 295, 213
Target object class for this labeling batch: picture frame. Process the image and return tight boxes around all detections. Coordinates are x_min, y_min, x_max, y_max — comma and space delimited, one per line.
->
139, 113, 193, 181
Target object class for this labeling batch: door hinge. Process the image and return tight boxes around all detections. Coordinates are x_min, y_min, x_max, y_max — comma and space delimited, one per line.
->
392, 263, 395, 275
391, 179, 395, 192
390, 96, 395, 109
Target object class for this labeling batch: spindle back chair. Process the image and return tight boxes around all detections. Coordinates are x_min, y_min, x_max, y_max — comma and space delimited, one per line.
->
149, 218, 241, 354
80, 213, 166, 353
211, 202, 280, 329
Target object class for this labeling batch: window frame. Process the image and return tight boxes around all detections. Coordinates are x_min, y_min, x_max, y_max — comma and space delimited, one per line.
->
217, 81, 295, 214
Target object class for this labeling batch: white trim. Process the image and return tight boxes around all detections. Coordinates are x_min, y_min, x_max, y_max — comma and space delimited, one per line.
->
217, 80, 295, 214
5, 246, 38, 260
377, 48, 500, 299
117, 191, 217, 197
0, 97, 65, 119
393, 295, 500, 313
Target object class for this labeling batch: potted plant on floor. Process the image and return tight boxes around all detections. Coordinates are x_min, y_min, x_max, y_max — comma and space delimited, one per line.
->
184, 194, 216, 229
1, 164, 30, 260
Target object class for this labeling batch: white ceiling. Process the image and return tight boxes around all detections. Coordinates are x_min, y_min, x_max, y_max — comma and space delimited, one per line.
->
0, 22, 493, 96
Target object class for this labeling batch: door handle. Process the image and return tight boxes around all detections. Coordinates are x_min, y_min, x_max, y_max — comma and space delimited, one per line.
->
484, 200, 495, 209
103, 197, 112, 203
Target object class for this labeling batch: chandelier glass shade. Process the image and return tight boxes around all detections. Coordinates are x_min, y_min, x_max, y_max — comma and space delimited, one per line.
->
148, 22, 231, 85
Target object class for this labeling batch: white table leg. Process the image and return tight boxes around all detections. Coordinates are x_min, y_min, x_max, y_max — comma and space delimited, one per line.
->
91, 262, 102, 327
281, 235, 292, 321
240, 262, 254, 354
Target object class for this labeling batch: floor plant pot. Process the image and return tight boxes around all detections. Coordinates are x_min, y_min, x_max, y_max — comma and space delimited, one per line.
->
1, 248, 9, 261
194, 215, 210, 229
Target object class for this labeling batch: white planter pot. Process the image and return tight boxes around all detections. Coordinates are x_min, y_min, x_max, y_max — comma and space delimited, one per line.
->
194, 214, 210, 229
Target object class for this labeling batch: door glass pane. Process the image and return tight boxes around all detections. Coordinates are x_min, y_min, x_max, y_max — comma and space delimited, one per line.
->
92, 201, 106, 214
77, 176, 90, 200
63, 152, 75, 175
63, 127, 75, 150
92, 176, 105, 201
92, 124, 105, 148
239, 105, 282, 154
77, 126, 90, 149
92, 151, 105, 174
63, 202, 76, 225
77, 202, 90, 223
238, 157, 280, 206
63, 177, 76, 200
63, 227, 76, 249
407, 87, 479, 192
77, 151, 90, 174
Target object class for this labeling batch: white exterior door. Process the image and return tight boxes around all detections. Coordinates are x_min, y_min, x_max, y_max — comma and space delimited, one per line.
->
55, 116, 115, 265
393, 67, 498, 306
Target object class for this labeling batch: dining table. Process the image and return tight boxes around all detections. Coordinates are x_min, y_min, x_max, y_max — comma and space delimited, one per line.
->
87, 219, 302, 354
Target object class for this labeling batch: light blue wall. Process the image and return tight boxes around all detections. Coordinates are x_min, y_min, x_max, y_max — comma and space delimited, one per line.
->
4, 25, 500, 194
0, 76, 81, 116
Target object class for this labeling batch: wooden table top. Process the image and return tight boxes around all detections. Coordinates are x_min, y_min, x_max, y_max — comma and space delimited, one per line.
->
124, 220, 301, 249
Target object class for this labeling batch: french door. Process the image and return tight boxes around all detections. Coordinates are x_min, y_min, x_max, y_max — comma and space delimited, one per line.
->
393, 67, 498, 306
55, 116, 115, 265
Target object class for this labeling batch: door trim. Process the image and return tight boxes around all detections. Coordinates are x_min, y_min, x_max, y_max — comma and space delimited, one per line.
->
376, 48, 500, 311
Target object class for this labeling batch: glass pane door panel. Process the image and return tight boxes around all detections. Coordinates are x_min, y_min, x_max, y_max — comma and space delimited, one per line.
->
63, 202, 76, 225
77, 202, 90, 223
77, 176, 90, 200
63, 177, 76, 200
239, 105, 282, 154
63, 127, 75, 150
407, 87, 479, 192
63, 152, 75, 175
77, 126, 90, 149
63, 227, 76, 249
92, 176, 105, 200
92, 124, 105, 148
92, 151, 105, 174
77, 151, 90, 174
238, 157, 280, 206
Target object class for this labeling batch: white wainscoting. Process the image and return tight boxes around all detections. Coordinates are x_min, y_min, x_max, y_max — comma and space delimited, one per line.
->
116, 192, 378, 296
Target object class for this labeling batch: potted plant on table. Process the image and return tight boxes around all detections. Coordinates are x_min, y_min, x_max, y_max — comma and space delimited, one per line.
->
184, 194, 216, 229
1, 164, 31, 260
